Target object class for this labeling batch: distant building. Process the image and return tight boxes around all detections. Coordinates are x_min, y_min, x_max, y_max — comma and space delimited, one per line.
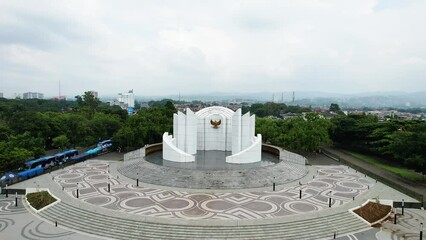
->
89, 90, 98, 98
0, 92, 3, 98
23, 92, 44, 99
53, 96, 66, 100
109, 90, 135, 115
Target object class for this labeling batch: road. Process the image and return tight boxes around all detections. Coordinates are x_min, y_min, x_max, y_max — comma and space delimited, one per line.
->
324, 148, 426, 202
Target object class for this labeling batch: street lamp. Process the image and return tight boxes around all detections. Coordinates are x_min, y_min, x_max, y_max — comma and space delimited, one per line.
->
273, 177, 276, 191
136, 172, 139, 187
394, 208, 397, 224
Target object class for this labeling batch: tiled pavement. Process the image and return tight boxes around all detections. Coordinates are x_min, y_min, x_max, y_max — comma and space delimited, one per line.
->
53, 160, 374, 220
3, 155, 424, 239
0, 197, 101, 240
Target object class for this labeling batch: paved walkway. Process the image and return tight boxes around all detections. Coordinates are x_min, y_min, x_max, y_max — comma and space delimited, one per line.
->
4, 152, 422, 239
118, 155, 307, 189
0, 197, 101, 240
52, 161, 373, 220
377, 208, 425, 240
324, 148, 426, 199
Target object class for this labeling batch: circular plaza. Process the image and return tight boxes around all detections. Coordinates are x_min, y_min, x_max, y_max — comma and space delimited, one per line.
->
3, 106, 421, 240
54, 160, 372, 220
4, 150, 421, 239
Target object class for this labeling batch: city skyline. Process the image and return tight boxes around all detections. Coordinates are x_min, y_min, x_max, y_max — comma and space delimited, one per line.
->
1, 0, 426, 97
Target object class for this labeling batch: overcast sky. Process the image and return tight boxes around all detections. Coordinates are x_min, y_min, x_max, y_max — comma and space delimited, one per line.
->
1, 0, 426, 98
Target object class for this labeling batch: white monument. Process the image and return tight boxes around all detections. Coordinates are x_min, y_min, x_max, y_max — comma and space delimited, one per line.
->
163, 106, 262, 163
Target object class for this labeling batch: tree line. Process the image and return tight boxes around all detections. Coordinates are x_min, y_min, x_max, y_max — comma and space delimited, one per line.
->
331, 114, 425, 172
1, 96, 424, 175
0, 93, 126, 173
256, 108, 425, 173
242, 102, 311, 117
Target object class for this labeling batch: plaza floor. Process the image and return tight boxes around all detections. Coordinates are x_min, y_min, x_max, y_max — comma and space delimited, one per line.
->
53, 161, 373, 220
0, 197, 102, 240
2, 153, 423, 239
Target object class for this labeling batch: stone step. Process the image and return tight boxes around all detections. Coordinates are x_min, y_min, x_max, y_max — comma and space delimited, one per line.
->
38, 202, 368, 239
40, 210, 366, 240
55, 201, 359, 229
46, 201, 362, 234
46, 201, 365, 230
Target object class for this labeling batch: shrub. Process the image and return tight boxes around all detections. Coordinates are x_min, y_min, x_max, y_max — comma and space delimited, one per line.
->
26, 191, 57, 210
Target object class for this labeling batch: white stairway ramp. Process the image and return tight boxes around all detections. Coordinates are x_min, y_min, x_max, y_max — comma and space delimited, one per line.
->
37, 201, 369, 240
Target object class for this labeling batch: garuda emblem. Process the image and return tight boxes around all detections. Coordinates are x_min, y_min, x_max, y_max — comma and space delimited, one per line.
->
210, 119, 221, 128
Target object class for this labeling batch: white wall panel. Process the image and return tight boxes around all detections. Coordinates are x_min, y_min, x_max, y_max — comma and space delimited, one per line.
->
241, 112, 251, 150
231, 109, 242, 154
185, 108, 197, 154
173, 113, 178, 142
176, 111, 186, 151
162, 132, 195, 162
165, 106, 261, 164
226, 134, 262, 163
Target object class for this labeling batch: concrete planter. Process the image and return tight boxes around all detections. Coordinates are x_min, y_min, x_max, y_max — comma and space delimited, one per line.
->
25, 188, 61, 213
349, 199, 393, 226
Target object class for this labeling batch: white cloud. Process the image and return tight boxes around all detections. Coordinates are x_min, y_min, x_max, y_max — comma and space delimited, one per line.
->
0, 0, 425, 98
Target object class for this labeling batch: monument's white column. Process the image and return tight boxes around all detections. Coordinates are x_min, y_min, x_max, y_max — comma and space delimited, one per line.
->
249, 115, 255, 139
173, 113, 178, 145
176, 111, 186, 151
185, 108, 197, 154
231, 109, 242, 155
241, 112, 251, 150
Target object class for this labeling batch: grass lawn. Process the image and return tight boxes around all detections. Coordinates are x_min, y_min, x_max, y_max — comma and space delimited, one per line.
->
27, 191, 57, 210
344, 150, 424, 182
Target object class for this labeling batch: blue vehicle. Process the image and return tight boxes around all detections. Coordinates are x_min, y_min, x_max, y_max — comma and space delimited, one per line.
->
69, 153, 91, 163
85, 147, 102, 156
97, 139, 113, 152
55, 149, 79, 163
24, 156, 57, 169
17, 167, 44, 180
0, 142, 116, 187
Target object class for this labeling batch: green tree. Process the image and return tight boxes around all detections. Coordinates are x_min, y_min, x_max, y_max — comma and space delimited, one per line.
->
255, 118, 279, 144
7, 132, 45, 158
75, 91, 101, 119
0, 146, 32, 173
61, 114, 92, 147
329, 103, 341, 113
113, 106, 174, 151
256, 113, 333, 153
89, 113, 122, 141
8, 112, 51, 139
331, 114, 426, 171
0, 123, 12, 141
52, 135, 70, 149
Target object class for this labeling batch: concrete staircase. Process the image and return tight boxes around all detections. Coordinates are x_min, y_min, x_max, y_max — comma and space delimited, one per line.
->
37, 201, 369, 240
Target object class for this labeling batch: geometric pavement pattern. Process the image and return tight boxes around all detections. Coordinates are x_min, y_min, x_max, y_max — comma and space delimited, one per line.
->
380, 209, 425, 240
0, 198, 76, 239
0, 199, 26, 233
53, 160, 374, 220
117, 157, 308, 189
